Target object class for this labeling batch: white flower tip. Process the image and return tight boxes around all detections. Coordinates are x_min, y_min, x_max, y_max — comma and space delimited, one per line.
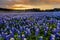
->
52, 38, 55, 40
22, 34, 25, 36
36, 28, 39, 31
51, 34, 55, 38
24, 38, 27, 40
10, 38, 14, 40
39, 36, 43, 38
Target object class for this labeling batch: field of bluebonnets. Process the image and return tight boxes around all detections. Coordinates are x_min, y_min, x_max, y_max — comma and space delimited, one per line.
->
0, 12, 60, 40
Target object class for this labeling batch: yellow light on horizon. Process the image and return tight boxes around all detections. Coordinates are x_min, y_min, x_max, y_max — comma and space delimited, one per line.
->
10, 4, 34, 10
9, 4, 54, 10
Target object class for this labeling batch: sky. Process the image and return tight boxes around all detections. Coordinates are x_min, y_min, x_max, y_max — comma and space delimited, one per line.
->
0, 0, 60, 10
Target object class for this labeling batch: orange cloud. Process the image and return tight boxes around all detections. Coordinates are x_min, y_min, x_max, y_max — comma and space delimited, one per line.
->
47, 0, 60, 4
0, 0, 60, 10
9, 4, 54, 10
10, 4, 34, 10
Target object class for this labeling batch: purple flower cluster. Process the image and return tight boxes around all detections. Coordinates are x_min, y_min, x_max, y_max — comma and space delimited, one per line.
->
0, 15, 60, 40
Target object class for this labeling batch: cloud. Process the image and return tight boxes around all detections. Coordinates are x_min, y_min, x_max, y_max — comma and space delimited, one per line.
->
0, 0, 60, 9
0, 0, 60, 5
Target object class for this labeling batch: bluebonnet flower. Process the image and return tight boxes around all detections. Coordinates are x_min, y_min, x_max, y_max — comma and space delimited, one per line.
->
6, 25, 11, 30
0, 34, 2, 38
10, 30, 14, 38
19, 26, 23, 32
15, 16, 21, 20
23, 38, 27, 40
52, 28, 58, 34
11, 27, 16, 33
56, 25, 60, 30
55, 33, 60, 37
0, 19, 4, 24
10, 38, 15, 40
22, 34, 25, 38
0, 29, 4, 33
35, 28, 39, 36
35, 16, 39, 21
37, 20, 43, 25
44, 27, 49, 31
25, 20, 30, 23
44, 31, 47, 36
22, 16, 27, 21
47, 19, 54, 24
43, 23, 46, 26
28, 24, 32, 27
50, 34, 55, 40
31, 22, 34, 25
3, 19, 7, 23
24, 31, 28, 37
4, 28, 8, 31
25, 28, 31, 36
1, 13, 60, 40
23, 26, 26, 30
51, 18, 57, 23
1, 32, 7, 38
5, 34, 11, 40
22, 34, 26, 40
34, 26, 38, 30
25, 25, 30, 28
0, 34, 5, 40
57, 20, 60, 23
0, 34, 2, 36
39, 36, 43, 40
16, 29, 20, 35
57, 23, 60, 28
18, 35, 21, 38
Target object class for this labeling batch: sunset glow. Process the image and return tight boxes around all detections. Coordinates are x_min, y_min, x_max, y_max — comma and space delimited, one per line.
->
0, 0, 60, 10
10, 4, 54, 10
10, 4, 38, 10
